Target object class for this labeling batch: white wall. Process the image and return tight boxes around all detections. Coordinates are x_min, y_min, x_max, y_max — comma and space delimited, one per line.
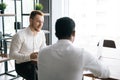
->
51, 0, 69, 44
68, 0, 120, 56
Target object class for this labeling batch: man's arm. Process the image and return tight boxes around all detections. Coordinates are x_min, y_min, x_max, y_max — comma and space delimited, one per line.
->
9, 34, 30, 61
83, 50, 110, 78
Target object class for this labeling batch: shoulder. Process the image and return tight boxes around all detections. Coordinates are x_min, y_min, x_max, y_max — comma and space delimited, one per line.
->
12, 29, 26, 40
39, 30, 45, 35
40, 45, 51, 52
69, 45, 84, 54
38, 45, 51, 57
69, 45, 95, 59
37, 30, 46, 38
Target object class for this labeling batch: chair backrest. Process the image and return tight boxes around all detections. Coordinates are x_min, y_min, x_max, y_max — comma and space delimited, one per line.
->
96, 39, 116, 59
103, 39, 116, 48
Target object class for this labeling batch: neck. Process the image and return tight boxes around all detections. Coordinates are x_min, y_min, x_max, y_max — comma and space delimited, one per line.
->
59, 37, 73, 42
29, 25, 37, 36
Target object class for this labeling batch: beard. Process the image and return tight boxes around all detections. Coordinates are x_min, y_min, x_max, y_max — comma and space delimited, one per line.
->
34, 26, 42, 32
31, 23, 42, 32
34, 28, 40, 32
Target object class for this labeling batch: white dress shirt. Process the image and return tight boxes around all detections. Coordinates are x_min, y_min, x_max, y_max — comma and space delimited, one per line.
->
9, 27, 46, 63
38, 40, 110, 80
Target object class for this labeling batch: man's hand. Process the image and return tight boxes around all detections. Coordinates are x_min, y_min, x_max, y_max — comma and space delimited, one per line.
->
30, 52, 38, 59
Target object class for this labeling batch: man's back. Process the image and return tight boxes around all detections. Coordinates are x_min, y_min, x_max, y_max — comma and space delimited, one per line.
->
38, 40, 109, 80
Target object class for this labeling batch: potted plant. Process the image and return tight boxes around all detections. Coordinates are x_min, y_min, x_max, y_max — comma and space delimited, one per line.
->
35, 3, 43, 11
0, 2, 7, 14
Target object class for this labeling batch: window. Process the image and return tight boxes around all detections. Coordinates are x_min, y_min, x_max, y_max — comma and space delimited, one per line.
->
69, 0, 120, 49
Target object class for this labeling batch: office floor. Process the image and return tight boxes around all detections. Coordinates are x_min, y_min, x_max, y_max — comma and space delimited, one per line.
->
0, 73, 23, 80
0, 60, 23, 80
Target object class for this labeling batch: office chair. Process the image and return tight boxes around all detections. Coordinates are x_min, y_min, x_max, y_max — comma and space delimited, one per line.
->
103, 39, 116, 48
97, 39, 116, 48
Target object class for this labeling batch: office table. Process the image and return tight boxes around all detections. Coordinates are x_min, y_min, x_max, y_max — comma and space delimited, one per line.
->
0, 54, 10, 63
84, 47, 120, 80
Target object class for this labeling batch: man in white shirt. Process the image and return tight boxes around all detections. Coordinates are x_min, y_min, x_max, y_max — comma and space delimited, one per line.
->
9, 10, 46, 80
38, 17, 110, 80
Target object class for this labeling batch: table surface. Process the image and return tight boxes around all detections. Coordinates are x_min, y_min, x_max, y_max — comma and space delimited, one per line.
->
0, 54, 10, 63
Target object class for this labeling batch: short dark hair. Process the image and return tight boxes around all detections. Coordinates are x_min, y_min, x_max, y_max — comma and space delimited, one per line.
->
55, 17, 75, 39
30, 10, 44, 19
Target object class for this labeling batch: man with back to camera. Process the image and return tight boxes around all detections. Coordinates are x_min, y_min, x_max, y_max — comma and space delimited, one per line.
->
38, 17, 110, 80
9, 10, 46, 80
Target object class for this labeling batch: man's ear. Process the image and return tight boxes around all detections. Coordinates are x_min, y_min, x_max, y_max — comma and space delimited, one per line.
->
55, 33, 57, 37
72, 31, 75, 36
30, 18, 32, 23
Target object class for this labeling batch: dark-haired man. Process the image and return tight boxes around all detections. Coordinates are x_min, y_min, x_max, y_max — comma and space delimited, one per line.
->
38, 17, 110, 80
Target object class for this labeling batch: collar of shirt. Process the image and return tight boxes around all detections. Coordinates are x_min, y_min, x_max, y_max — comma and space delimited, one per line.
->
27, 27, 41, 36
57, 39, 73, 45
